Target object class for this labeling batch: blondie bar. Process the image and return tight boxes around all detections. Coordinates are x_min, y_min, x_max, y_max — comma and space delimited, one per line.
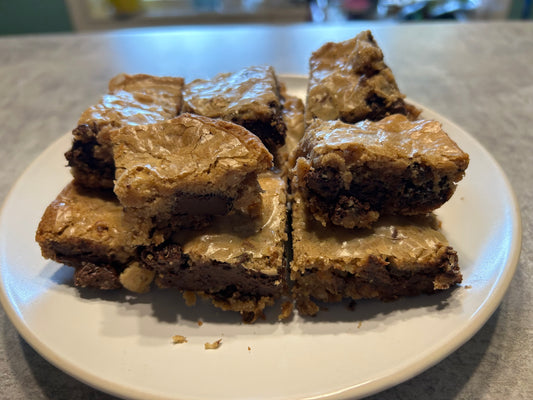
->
305, 30, 420, 125
65, 73, 184, 189
35, 182, 160, 292
291, 115, 469, 229
290, 188, 462, 316
182, 65, 286, 152
140, 171, 288, 322
108, 114, 273, 231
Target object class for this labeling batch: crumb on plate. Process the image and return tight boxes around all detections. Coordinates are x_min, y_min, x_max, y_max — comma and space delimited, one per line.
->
205, 339, 222, 350
172, 335, 188, 344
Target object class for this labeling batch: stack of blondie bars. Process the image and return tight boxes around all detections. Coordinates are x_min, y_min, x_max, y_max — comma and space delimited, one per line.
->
36, 66, 295, 322
289, 30, 468, 315
36, 30, 468, 322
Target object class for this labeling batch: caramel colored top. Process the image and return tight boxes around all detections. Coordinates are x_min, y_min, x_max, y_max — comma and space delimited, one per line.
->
295, 115, 469, 171
172, 171, 287, 275
110, 113, 273, 208
77, 73, 184, 137
108, 73, 184, 107
305, 30, 415, 124
291, 189, 451, 274
182, 65, 282, 121
35, 182, 158, 263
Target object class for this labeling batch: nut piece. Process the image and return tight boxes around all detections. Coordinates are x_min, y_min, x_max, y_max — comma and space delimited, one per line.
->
119, 262, 155, 293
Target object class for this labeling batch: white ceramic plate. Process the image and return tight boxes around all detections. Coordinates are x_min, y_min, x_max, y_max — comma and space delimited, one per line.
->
0, 76, 521, 400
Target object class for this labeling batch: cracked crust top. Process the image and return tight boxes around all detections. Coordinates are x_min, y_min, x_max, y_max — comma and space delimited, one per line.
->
35, 182, 160, 265
182, 65, 282, 121
108, 113, 273, 211
305, 30, 420, 125
294, 115, 469, 170
290, 188, 458, 275
182, 65, 287, 151
290, 115, 469, 228
78, 74, 184, 140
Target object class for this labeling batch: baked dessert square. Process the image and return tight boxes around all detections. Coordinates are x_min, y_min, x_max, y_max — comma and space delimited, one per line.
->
35, 181, 161, 292
305, 30, 420, 125
108, 113, 273, 231
290, 115, 469, 229
140, 171, 288, 322
290, 188, 463, 316
65, 73, 184, 189
182, 65, 287, 152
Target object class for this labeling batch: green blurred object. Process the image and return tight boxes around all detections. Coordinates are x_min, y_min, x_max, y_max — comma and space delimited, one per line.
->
509, 0, 532, 18
0, 0, 72, 35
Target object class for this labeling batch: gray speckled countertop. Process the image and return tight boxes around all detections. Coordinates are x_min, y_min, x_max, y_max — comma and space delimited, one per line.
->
0, 21, 531, 400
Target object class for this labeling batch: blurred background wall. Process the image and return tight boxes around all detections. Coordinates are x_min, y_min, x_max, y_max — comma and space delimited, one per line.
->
0, 0, 531, 35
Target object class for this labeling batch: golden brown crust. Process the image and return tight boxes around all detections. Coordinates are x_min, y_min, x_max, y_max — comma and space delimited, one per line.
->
109, 72, 183, 93
109, 114, 273, 225
108, 73, 184, 117
66, 73, 184, 189
297, 115, 469, 166
35, 181, 160, 267
182, 65, 286, 151
305, 30, 420, 125
183, 66, 281, 120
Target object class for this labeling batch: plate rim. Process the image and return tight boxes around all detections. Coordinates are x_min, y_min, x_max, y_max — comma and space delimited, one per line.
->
0, 75, 523, 400
354, 99, 523, 399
